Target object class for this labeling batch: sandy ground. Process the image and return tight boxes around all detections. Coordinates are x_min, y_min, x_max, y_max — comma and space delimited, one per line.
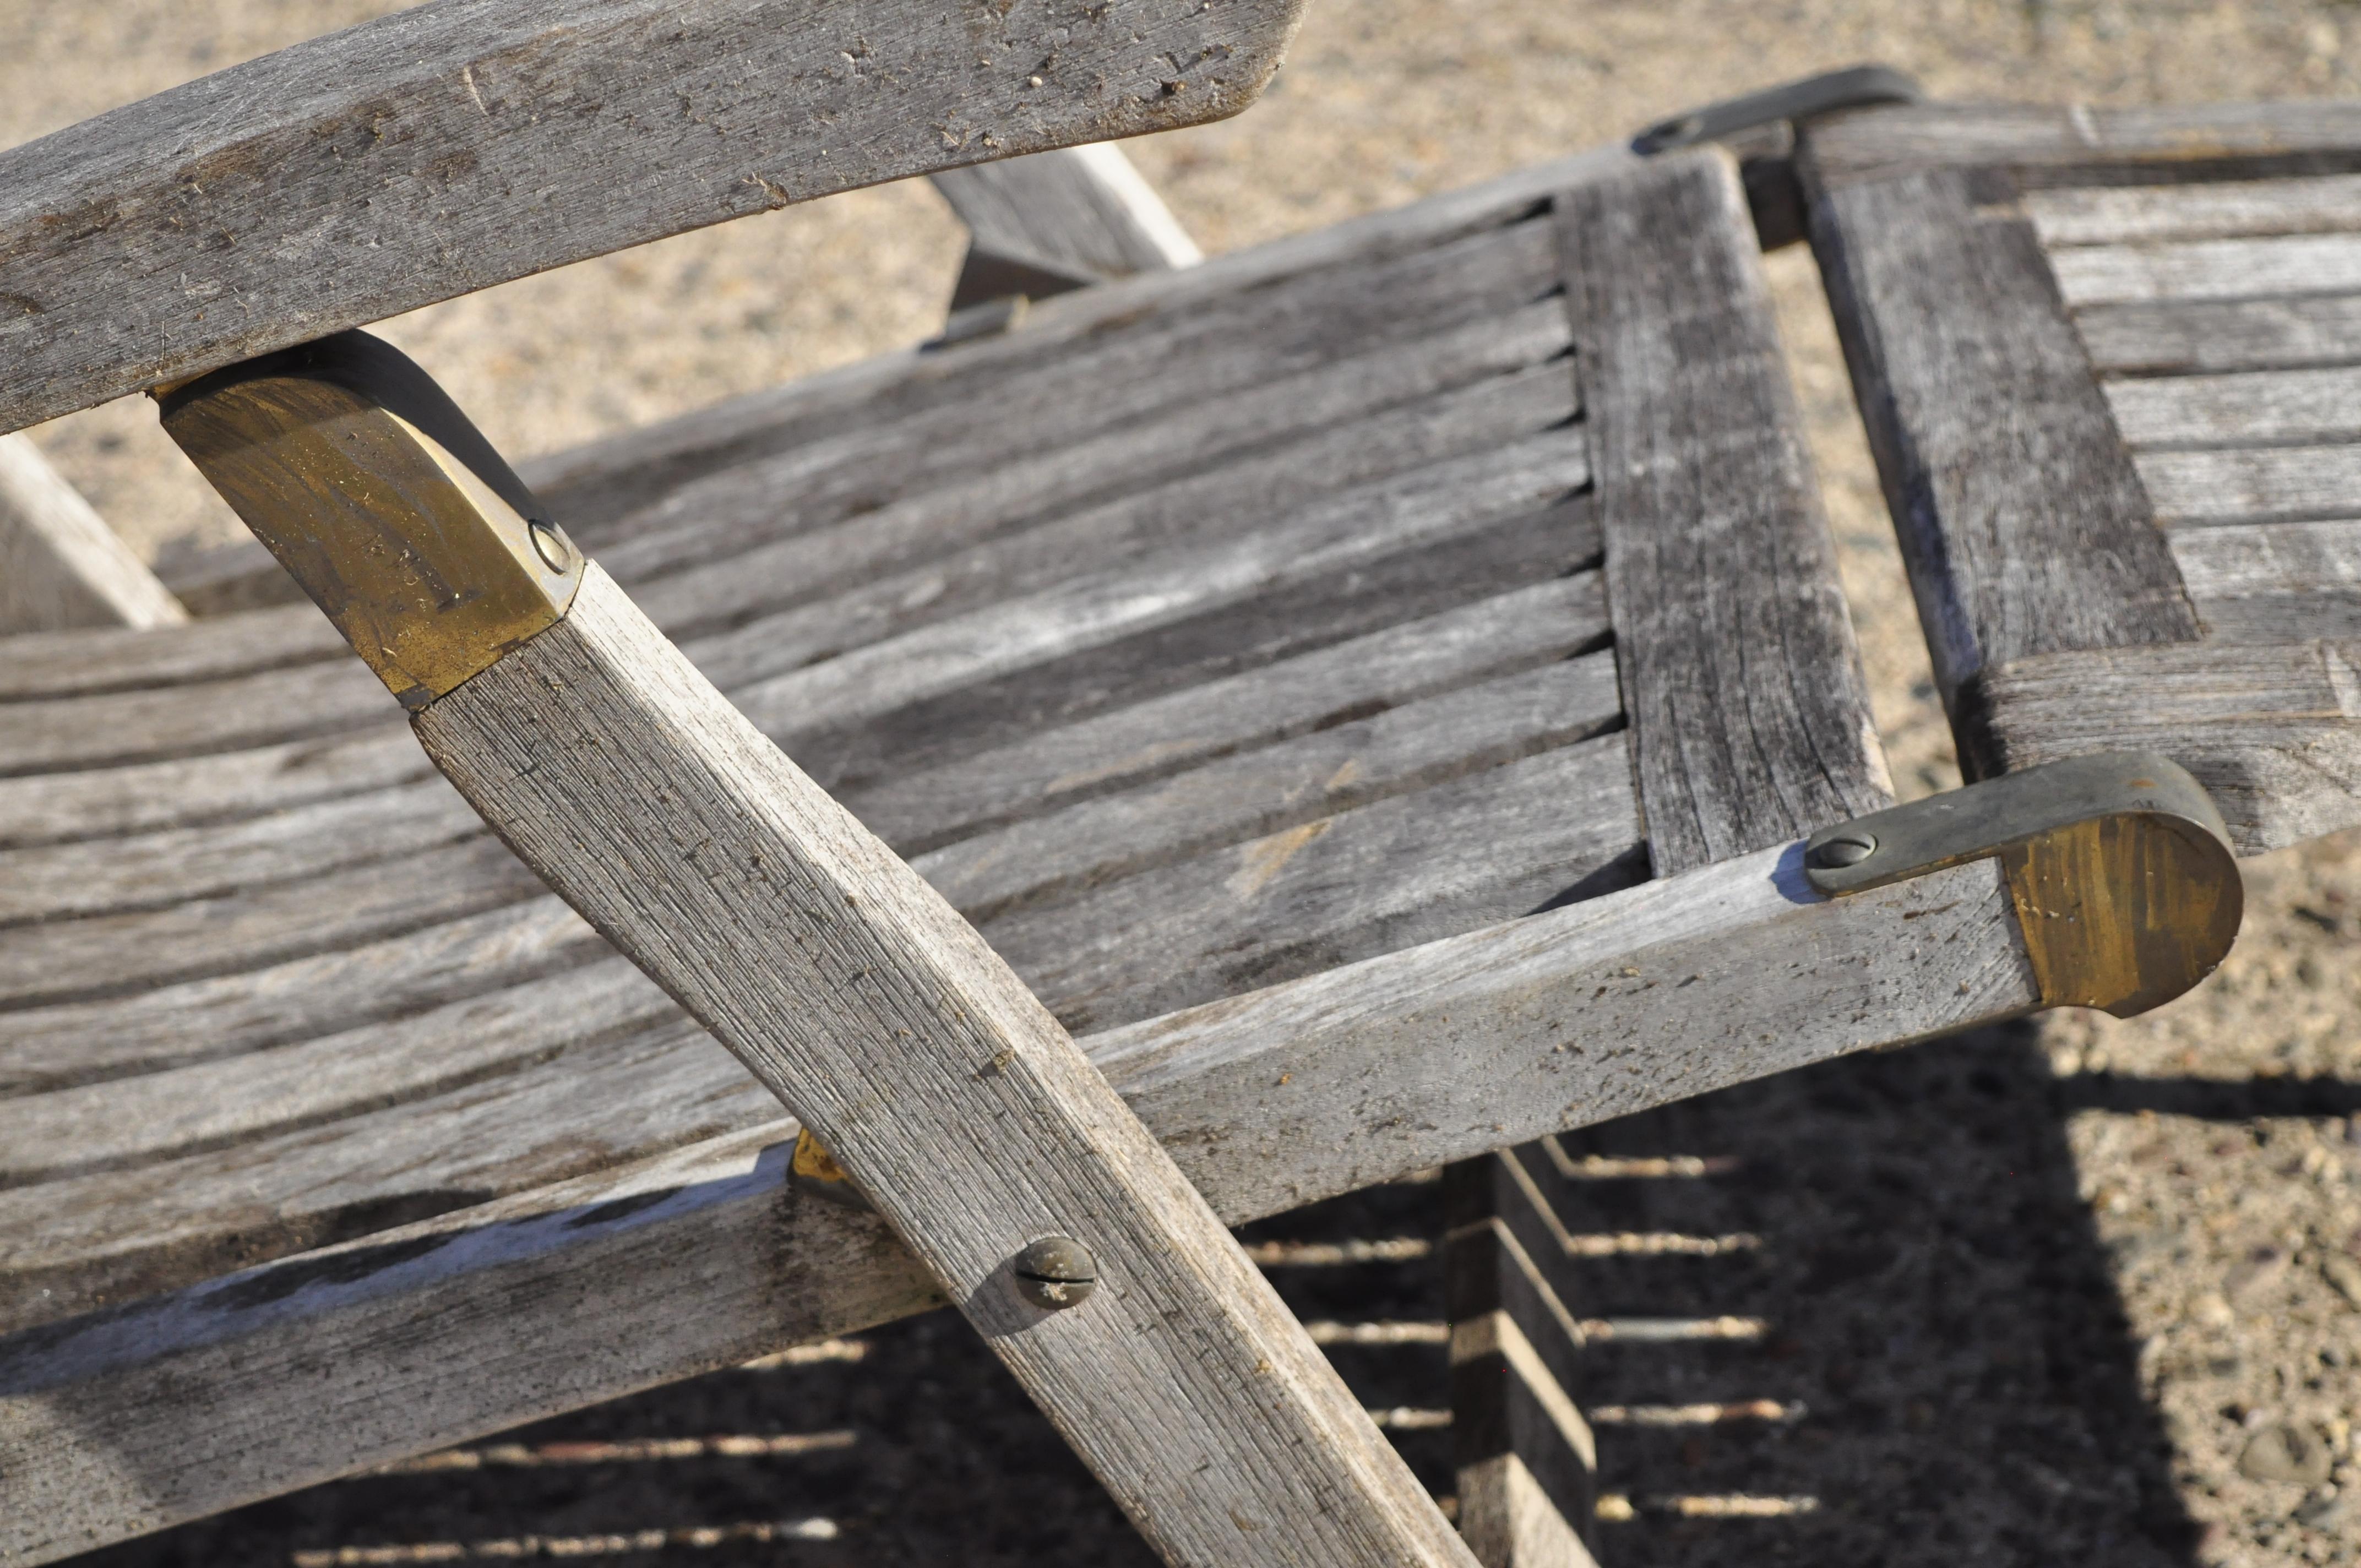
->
14, 2, 2361, 1565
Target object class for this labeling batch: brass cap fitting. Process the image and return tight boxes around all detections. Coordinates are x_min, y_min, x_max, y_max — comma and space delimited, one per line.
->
157, 331, 581, 710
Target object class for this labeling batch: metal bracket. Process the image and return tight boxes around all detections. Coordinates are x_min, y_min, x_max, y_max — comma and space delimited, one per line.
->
1805, 752, 2242, 1019
1629, 64, 1922, 156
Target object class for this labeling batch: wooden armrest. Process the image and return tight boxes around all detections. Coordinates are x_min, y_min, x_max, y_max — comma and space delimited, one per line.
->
0, 0, 1306, 438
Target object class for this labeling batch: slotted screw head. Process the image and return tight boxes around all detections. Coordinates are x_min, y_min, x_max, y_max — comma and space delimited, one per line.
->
1808, 830, 1877, 870
1011, 1235, 1097, 1310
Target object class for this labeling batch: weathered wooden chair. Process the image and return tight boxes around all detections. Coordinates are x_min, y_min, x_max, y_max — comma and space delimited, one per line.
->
0, 2, 2335, 1557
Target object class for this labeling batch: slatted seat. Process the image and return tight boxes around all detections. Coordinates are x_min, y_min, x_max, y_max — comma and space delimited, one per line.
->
1799, 99, 2361, 852
0, 130, 1955, 1567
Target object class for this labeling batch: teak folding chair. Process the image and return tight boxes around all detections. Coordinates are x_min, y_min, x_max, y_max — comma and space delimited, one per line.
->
0, 4, 2336, 1561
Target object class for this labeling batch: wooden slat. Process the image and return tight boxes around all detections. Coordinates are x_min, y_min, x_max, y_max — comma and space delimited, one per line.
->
990, 737, 1644, 1035
1967, 641, 2361, 852
1801, 100, 2361, 186
1564, 151, 1890, 874
0, 434, 186, 634
0, 657, 385, 778
2172, 520, 2361, 642
914, 656, 1623, 923
0, 0, 1306, 437
728, 423, 1588, 736
2136, 443, 2361, 527
524, 145, 1628, 538
0, 835, 548, 1011
0, 844, 2036, 1565
0, 899, 602, 1098
576, 212, 1561, 565
2103, 367, 2361, 449
2049, 233, 2361, 309
628, 300, 1573, 640
0, 604, 341, 704
0, 730, 1640, 1315
0, 728, 421, 852
1806, 162, 2202, 704
410, 567, 1475, 1568
931, 143, 1202, 280
2025, 173, 2361, 247
853, 571, 1606, 852
2072, 295, 2361, 377
0, 777, 481, 925
0, 957, 670, 1183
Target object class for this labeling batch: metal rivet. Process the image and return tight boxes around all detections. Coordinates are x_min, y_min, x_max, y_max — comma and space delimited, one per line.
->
1808, 831, 1877, 870
1010, 1235, 1097, 1310
528, 519, 573, 573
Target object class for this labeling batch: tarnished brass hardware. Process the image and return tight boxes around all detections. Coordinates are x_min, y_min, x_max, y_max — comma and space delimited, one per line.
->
1805, 752, 2242, 1018
156, 331, 581, 710
790, 1128, 872, 1211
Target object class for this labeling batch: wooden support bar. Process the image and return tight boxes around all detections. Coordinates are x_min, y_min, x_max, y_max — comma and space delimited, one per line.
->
934, 143, 1202, 309
0, 434, 186, 633
1806, 162, 2204, 714
420, 569, 1479, 1568
1439, 146, 1895, 1566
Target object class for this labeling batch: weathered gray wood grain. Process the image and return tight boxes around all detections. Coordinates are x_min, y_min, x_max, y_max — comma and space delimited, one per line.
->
0, 603, 339, 704
1801, 99, 2361, 184
736, 494, 1598, 794
730, 423, 1588, 736
0, 727, 420, 852
914, 656, 1623, 922
629, 301, 1574, 640
1969, 641, 2361, 851
1565, 151, 1890, 874
2073, 295, 2361, 377
526, 150, 1619, 537
0, 0, 1308, 437
0, 375, 1572, 783
2104, 367, 2361, 449
2137, 444, 2361, 527
2049, 234, 2361, 309
411, 565, 1474, 1568
574, 213, 1561, 564
1805, 162, 2201, 702
931, 143, 1201, 281
1, 722, 1632, 1319
0, 897, 602, 1098
0, 1009, 759, 1327
2170, 520, 2361, 642
0, 435, 185, 634
852, 572, 1607, 851
0, 956, 670, 1182
684, 363, 1576, 690
2025, 173, 2361, 247
0, 776, 481, 925
0, 834, 546, 1010
87, 215, 1567, 649
0, 656, 384, 777
0, 846, 2036, 1564
990, 738, 1642, 1035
